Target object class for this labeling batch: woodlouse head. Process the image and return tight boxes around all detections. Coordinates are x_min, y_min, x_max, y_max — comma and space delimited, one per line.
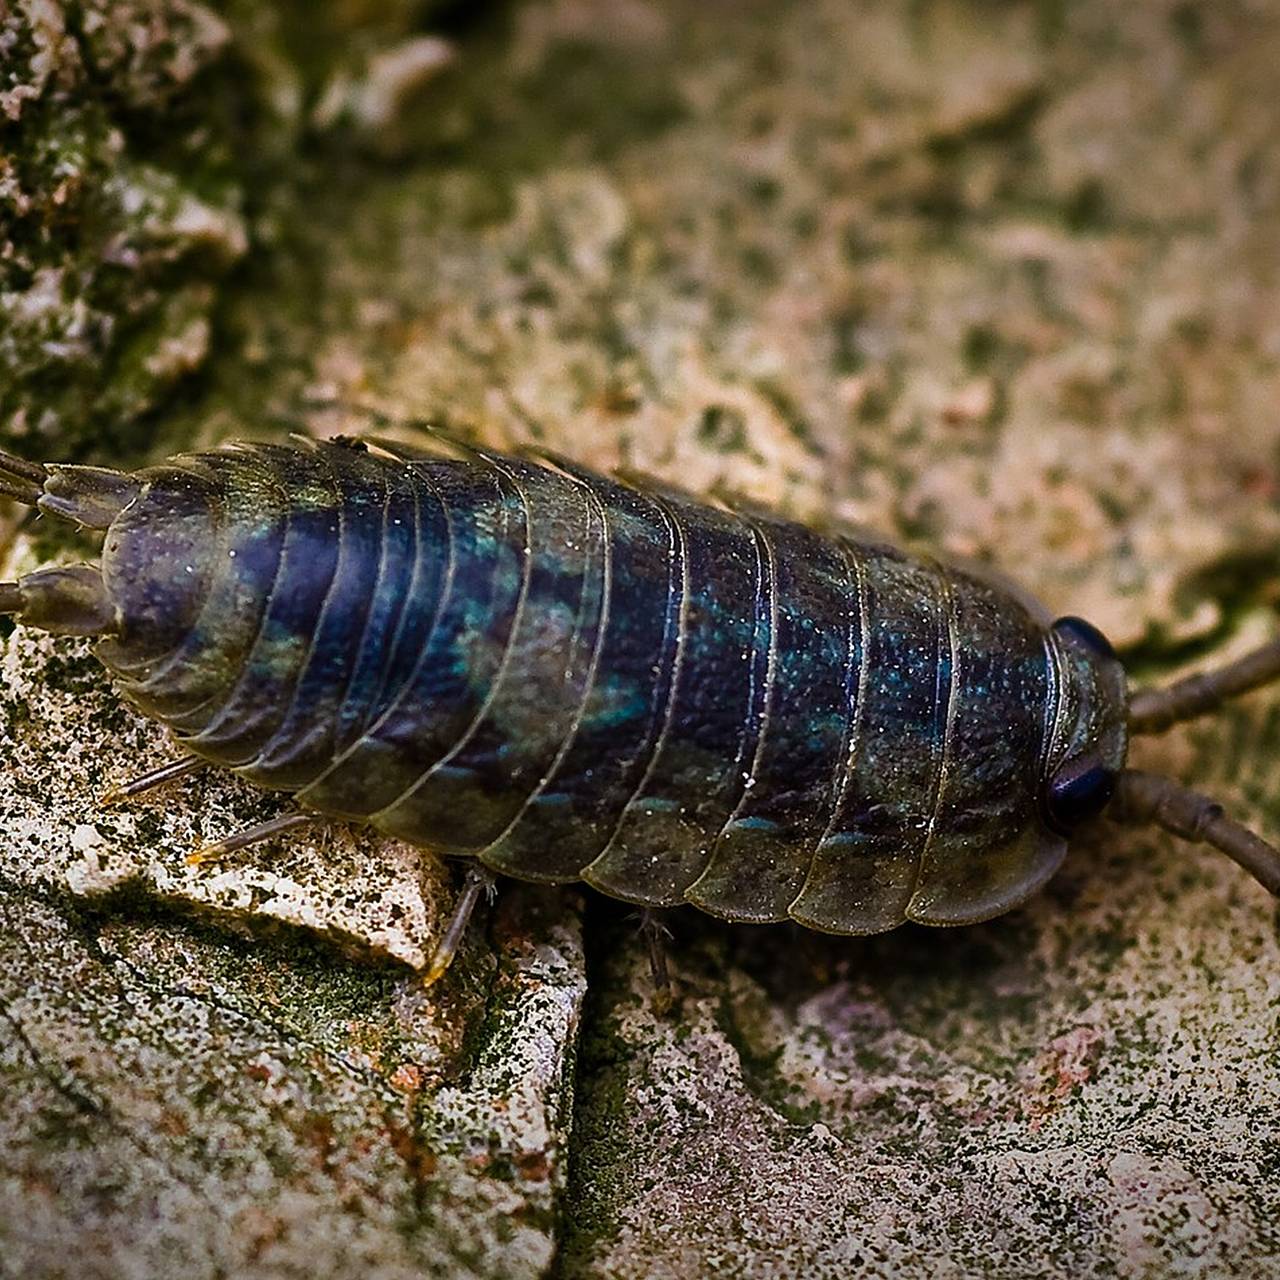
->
1041, 616, 1129, 834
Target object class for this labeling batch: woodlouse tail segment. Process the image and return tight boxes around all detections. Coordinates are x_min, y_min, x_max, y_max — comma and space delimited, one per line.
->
1112, 769, 1280, 898
0, 449, 48, 505
1128, 639, 1280, 734
0, 447, 140, 528
0, 565, 117, 636
41, 465, 142, 529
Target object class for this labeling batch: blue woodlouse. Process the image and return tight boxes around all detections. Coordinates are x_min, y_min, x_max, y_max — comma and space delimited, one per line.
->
2, 434, 1279, 982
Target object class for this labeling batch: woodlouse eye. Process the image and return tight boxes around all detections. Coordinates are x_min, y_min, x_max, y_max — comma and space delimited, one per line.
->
1046, 759, 1116, 832
1051, 615, 1115, 660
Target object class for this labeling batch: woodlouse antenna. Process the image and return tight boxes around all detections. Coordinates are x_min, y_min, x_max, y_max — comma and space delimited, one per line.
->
1112, 769, 1280, 897
1129, 639, 1280, 734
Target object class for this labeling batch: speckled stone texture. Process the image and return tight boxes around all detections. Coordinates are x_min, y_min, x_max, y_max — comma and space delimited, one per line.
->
3, 0, 1280, 1276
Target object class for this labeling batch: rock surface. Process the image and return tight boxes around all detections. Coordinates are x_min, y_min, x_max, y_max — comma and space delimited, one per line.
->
0, 0, 455, 461
1, 0, 245, 459
3, 0, 1280, 1277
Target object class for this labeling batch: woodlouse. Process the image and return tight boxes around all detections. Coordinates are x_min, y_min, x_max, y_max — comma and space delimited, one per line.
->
2, 434, 1279, 983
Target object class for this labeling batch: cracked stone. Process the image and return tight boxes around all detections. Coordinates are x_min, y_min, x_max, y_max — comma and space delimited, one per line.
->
0, 546, 585, 1278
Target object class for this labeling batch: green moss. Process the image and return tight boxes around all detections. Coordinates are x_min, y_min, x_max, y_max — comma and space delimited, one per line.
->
1, 4, 250, 460
1063, 178, 1111, 234
754, 380, 821, 453
961, 323, 1001, 374
697, 406, 750, 454
551, 913, 637, 1274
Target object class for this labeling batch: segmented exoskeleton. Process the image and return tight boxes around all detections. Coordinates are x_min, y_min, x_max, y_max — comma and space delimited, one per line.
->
3, 435, 1280, 982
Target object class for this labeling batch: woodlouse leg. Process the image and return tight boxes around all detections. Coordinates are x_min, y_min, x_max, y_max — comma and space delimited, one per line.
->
99, 755, 207, 808
422, 864, 496, 988
1128, 640, 1280, 734
637, 909, 675, 1014
1112, 769, 1280, 897
186, 813, 315, 867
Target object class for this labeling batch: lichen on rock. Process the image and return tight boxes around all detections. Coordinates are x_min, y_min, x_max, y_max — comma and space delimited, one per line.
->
0, 0, 250, 459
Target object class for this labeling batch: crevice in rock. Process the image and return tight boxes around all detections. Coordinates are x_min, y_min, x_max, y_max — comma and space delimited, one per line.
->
0, 1000, 105, 1119
546, 895, 629, 1280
